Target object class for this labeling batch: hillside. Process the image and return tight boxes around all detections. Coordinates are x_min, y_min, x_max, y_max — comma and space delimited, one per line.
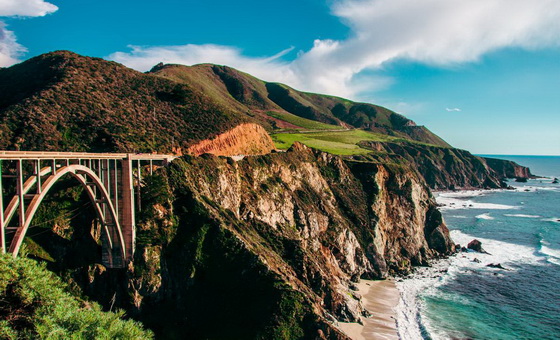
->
150, 63, 451, 147
0, 51, 252, 153
0, 51, 448, 154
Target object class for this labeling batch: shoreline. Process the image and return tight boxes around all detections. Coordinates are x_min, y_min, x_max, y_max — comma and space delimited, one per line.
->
338, 279, 399, 340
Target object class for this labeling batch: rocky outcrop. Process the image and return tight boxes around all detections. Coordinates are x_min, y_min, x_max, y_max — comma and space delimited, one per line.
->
483, 156, 533, 179
187, 123, 275, 156
356, 141, 531, 190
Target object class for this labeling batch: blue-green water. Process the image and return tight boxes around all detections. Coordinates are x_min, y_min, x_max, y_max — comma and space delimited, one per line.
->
396, 156, 560, 340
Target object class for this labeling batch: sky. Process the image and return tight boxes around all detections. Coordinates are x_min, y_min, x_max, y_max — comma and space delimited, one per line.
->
1, 0, 559, 155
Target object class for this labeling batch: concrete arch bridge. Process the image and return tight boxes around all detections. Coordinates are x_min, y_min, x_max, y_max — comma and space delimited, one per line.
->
0, 151, 176, 268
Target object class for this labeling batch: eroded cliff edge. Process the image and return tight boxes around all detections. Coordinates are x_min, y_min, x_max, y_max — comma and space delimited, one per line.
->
101, 142, 453, 338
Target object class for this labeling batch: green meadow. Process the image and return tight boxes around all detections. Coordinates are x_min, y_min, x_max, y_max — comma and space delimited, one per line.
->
272, 129, 408, 155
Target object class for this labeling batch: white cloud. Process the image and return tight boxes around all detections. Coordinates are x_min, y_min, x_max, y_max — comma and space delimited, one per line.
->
0, 21, 25, 67
0, 0, 58, 67
0, 0, 58, 17
109, 0, 560, 99
109, 44, 295, 84
446, 108, 462, 112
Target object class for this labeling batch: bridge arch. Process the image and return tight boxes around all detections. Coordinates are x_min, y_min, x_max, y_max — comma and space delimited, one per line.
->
7, 164, 126, 264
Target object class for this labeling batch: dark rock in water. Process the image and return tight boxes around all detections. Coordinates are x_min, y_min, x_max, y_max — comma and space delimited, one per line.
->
515, 177, 528, 183
552, 178, 559, 184
473, 258, 481, 263
467, 239, 490, 254
461, 247, 468, 252
455, 244, 462, 252
487, 263, 505, 269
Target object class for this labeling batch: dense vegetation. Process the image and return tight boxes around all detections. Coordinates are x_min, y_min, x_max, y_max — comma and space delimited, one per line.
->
0, 51, 248, 153
0, 255, 152, 339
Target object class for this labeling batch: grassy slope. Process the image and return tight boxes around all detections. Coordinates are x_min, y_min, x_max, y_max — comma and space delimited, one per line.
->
0, 52, 254, 152
272, 130, 430, 155
266, 111, 341, 131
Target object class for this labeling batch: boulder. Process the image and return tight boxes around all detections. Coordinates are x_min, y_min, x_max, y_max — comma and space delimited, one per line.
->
467, 239, 489, 254
487, 263, 505, 269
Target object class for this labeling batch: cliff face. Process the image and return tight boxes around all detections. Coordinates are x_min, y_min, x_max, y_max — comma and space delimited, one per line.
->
22, 142, 455, 338
187, 123, 275, 156
116, 143, 453, 338
357, 141, 531, 190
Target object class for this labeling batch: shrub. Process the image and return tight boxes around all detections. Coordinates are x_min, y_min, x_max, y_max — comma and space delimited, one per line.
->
0, 255, 153, 339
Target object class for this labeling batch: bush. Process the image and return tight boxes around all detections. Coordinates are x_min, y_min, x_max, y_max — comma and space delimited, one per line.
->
0, 255, 153, 339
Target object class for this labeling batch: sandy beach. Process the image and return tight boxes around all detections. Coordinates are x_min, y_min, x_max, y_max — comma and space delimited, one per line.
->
338, 279, 399, 340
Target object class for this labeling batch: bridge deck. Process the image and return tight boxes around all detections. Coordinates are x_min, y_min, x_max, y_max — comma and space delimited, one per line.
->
0, 151, 177, 161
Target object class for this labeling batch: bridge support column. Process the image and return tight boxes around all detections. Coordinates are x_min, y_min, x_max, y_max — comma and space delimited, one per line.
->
0, 160, 4, 254
120, 155, 135, 262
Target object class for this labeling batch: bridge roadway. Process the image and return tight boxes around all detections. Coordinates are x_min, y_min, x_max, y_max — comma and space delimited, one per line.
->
0, 151, 177, 268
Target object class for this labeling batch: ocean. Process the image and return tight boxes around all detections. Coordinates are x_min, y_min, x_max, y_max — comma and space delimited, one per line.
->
396, 155, 560, 340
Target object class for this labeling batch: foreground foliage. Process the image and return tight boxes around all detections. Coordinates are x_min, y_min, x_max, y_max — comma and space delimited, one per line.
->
0, 255, 153, 339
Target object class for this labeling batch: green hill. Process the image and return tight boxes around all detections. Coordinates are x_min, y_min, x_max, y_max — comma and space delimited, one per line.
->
150, 62, 451, 148
0, 51, 449, 154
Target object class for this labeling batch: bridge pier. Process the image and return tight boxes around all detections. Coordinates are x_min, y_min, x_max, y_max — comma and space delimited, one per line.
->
120, 155, 135, 264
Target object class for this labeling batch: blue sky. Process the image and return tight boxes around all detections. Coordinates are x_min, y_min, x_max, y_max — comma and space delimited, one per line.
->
1, 0, 559, 155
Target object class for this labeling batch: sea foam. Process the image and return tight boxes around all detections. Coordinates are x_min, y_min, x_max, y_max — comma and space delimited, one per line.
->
436, 191, 518, 211
504, 214, 541, 218
476, 213, 494, 220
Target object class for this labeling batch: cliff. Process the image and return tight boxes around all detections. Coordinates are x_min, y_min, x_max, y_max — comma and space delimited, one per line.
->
19, 143, 453, 338
356, 141, 531, 189
187, 123, 275, 156
483, 156, 533, 179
